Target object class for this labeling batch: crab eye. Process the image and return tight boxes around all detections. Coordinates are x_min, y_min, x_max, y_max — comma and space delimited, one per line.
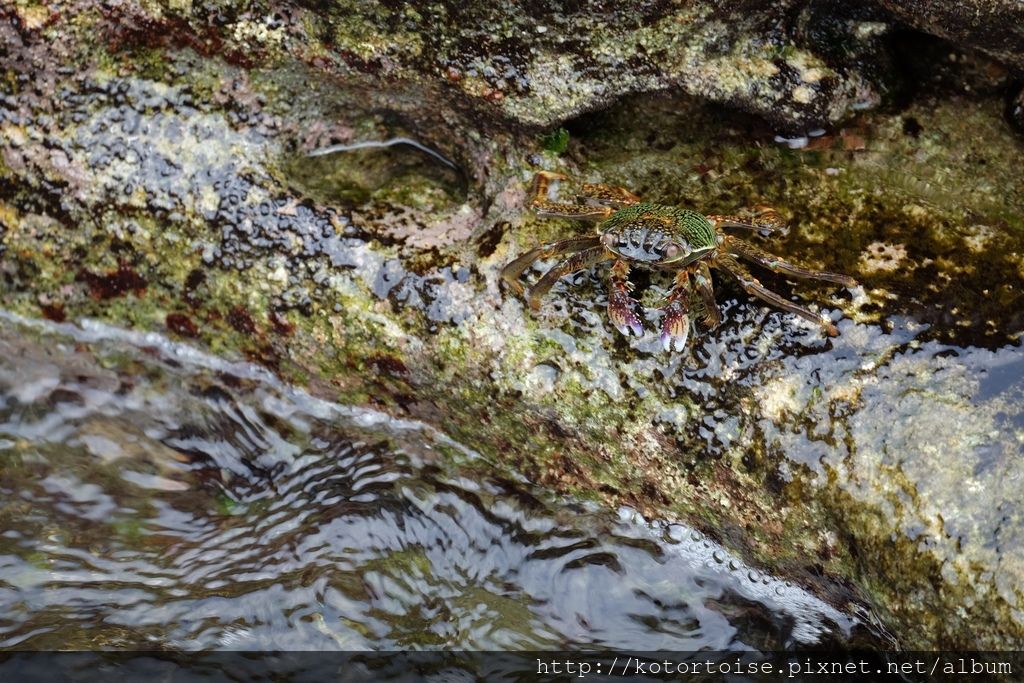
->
664, 244, 680, 259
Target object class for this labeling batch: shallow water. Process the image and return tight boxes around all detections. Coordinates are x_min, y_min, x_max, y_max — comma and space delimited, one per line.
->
0, 314, 869, 651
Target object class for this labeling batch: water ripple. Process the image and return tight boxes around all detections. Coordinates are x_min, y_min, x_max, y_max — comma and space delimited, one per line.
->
0, 313, 871, 650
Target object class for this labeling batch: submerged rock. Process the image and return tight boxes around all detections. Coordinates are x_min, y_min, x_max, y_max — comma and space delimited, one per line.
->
2, 0, 1024, 651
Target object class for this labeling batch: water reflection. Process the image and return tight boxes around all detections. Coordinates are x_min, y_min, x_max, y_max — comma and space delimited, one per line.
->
0, 314, 863, 650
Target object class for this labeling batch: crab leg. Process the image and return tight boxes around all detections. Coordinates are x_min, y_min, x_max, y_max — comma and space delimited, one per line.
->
658, 269, 693, 351
714, 254, 840, 336
501, 236, 602, 295
725, 236, 857, 287
529, 171, 615, 220
527, 246, 612, 310
535, 202, 615, 220
608, 259, 643, 337
578, 182, 641, 209
693, 261, 721, 328
706, 205, 787, 234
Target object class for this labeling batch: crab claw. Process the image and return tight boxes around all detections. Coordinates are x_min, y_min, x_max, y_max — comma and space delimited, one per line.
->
608, 287, 643, 337
660, 301, 690, 352
618, 319, 644, 337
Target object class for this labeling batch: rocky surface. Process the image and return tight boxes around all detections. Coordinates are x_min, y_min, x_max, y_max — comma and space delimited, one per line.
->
880, 0, 1024, 71
2, 0, 1024, 650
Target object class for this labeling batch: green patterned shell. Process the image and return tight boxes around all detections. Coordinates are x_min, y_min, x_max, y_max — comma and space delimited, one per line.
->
599, 203, 717, 265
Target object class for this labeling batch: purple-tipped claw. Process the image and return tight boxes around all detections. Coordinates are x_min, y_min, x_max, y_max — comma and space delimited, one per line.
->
616, 317, 643, 337
608, 288, 643, 337
660, 303, 690, 352
660, 327, 690, 352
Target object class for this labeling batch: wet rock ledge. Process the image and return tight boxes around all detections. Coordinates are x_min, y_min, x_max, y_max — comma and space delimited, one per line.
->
2, 0, 1024, 650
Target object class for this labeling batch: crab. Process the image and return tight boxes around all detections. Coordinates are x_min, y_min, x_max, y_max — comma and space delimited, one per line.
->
502, 172, 857, 350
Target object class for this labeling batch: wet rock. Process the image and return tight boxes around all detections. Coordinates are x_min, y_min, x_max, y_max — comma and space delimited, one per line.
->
6, 0, 895, 163
2, 0, 1024, 652
214, 0, 876, 136
879, 0, 1024, 71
